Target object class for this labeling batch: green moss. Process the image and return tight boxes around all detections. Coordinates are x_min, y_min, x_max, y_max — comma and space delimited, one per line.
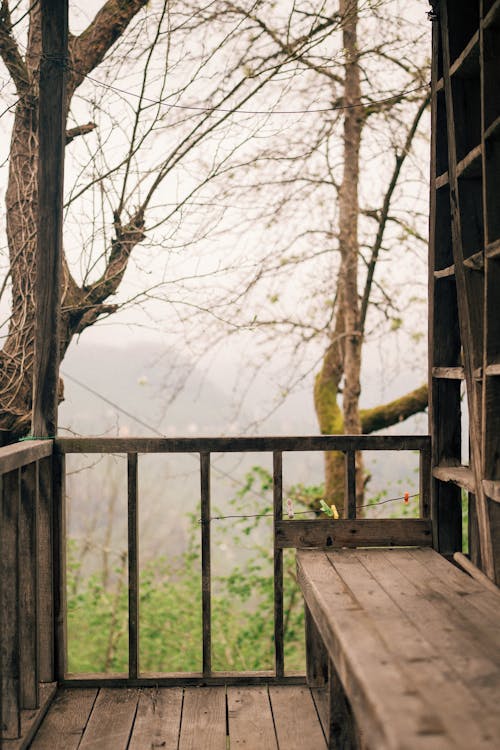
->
314, 373, 343, 435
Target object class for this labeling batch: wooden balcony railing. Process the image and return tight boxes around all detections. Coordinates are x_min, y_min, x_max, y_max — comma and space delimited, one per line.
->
1, 434, 431, 739
0, 439, 55, 741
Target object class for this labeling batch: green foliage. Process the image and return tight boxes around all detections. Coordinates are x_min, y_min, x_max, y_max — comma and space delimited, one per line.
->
67, 466, 306, 674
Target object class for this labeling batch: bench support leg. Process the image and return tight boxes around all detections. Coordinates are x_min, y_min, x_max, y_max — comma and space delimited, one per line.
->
328, 658, 360, 750
305, 604, 328, 686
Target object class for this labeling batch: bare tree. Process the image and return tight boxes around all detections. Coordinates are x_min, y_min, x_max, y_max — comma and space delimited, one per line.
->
161, 0, 431, 511
0, 0, 344, 441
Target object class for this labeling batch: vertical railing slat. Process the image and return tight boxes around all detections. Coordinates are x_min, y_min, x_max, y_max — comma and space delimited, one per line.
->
19, 462, 39, 708
53, 452, 67, 681
273, 451, 284, 678
345, 451, 357, 519
420, 444, 432, 521
200, 452, 211, 677
1, 469, 21, 739
128, 453, 139, 680
37, 455, 54, 682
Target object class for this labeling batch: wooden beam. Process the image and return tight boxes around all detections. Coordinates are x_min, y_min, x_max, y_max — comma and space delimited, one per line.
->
275, 519, 432, 549
31, 0, 68, 437
54, 435, 430, 454
440, 1, 496, 579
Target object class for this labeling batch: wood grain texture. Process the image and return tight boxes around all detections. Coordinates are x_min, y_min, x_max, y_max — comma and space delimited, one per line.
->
3, 682, 57, 750
60, 672, 306, 688
332, 549, 500, 747
327, 659, 358, 750
227, 687, 277, 749
273, 452, 284, 678
37, 456, 54, 682
52, 453, 66, 682
276, 518, 432, 549
127, 454, 139, 680
269, 685, 328, 750
127, 688, 183, 750
78, 688, 139, 750
19, 462, 39, 709
178, 687, 226, 750
0, 442, 52, 476
200, 452, 211, 677
297, 549, 461, 749
1, 470, 21, 739
440, 0, 496, 579
305, 604, 327, 687
298, 548, 500, 749
29, 688, 97, 750
433, 464, 475, 492
31, 0, 67, 438
55, 434, 430, 454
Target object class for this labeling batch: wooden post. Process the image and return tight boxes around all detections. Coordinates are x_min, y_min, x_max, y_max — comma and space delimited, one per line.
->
127, 454, 139, 680
200, 452, 211, 677
273, 452, 284, 678
31, 0, 68, 686
32, 0, 68, 437
1, 471, 21, 739
19, 462, 39, 708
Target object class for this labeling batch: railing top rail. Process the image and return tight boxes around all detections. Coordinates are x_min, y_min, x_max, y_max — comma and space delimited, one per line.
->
55, 434, 430, 454
0, 439, 53, 476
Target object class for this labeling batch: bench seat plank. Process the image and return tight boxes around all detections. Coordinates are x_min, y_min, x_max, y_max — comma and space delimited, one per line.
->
330, 549, 500, 747
297, 548, 500, 750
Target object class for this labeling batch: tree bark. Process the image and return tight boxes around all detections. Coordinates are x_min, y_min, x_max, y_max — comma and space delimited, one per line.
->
0, 1, 148, 441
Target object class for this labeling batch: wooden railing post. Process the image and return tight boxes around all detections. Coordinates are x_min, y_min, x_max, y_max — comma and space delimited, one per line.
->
420, 445, 432, 522
345, 451, 357, 520
273, 451, 284, 678
37, 456, 54, 683
53, 452, 67, 681
128, 453, 139, 680
1, 470, 21, 739
200, 452, 211, 677
19, 462, 39, 708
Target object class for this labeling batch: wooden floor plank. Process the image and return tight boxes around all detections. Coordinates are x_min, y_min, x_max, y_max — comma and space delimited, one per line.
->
310, 687, 328, 738
3, 683, 57, 750
127, 688, 183, 750
178, 687, 226, 750
269, 686, 327, 750
333, 549, 499, 749
227, 686, 277, 749
78, 688, 139, 750
29, 688, 97, 750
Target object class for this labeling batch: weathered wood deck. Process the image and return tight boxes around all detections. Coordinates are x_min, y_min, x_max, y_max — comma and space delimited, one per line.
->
298, 547, 500, 749
15, 685, 326, 750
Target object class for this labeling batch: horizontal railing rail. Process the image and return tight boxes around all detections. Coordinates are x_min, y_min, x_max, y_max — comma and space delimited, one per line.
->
56, 434, 430, 453
55, 434, 432, 687
0, 439, 56, 742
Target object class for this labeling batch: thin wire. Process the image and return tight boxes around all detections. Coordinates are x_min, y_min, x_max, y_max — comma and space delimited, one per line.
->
39, 53, 429, 116
202, 493, 419, 523
61, 370, 280, 503
62, 371, 419, 517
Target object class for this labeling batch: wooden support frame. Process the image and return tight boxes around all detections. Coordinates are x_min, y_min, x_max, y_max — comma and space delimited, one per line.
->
52, 434, 431, 686
429, 0, 500, 581
31, 0, 68, 439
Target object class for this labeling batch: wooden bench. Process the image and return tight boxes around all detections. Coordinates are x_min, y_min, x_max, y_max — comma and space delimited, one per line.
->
297, 547, 500, 750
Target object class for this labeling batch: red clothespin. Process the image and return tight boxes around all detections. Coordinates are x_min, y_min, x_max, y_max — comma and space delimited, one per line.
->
404, 491, 410, 505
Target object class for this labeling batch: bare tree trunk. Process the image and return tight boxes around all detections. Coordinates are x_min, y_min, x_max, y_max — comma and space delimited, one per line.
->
338, 0, 363, 506
0, 1, 148, 441
313, 0, 363, 513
